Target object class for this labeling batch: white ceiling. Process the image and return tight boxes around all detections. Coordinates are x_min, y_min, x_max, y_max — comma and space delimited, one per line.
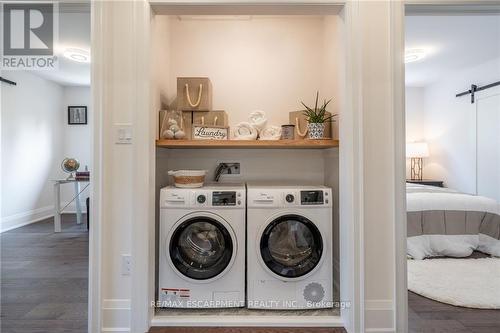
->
405, 15, 500, 87
32, 5, 90, 87
30, 10, 500, 88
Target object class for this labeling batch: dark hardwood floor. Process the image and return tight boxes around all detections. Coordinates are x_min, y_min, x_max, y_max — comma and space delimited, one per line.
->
3, 218, 498, 333
1, 215, 88, 333
408, 291, 500, 333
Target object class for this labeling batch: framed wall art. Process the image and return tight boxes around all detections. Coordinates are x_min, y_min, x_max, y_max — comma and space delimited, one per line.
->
68, 106, 88, 125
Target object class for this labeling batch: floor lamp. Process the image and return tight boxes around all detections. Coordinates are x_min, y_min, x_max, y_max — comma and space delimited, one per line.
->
407, 142, 429, 181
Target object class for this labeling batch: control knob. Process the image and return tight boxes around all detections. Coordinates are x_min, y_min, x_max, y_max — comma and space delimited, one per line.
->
197, 195, 206, 204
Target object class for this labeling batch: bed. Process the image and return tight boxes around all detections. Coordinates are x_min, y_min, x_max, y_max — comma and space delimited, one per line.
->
406, 183, 500, 259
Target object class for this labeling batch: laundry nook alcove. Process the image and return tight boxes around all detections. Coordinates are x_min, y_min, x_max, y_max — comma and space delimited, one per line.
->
149, 2, 347, 328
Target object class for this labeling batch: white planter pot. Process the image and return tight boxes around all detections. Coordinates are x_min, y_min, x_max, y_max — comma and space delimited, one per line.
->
307, 123, 325, 139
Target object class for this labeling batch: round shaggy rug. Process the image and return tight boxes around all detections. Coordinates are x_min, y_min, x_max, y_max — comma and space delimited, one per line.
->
407, 258, 500, 309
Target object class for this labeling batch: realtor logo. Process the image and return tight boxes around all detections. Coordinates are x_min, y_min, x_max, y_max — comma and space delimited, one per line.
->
1, 2, 58, 69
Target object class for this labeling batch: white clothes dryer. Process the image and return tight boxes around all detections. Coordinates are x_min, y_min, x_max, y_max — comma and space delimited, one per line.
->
246, 183, 333, 310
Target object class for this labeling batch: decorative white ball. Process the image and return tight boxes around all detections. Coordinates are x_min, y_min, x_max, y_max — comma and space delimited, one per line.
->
174, 130, 186, 139
170, 124, 180, 133
163, 130, 175, 139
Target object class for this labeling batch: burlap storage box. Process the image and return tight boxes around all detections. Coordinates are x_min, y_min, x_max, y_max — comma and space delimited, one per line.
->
177, 77, 212, 111
289, 110, 332, 140
192, 110, 228, 127
159, 110, 192, 140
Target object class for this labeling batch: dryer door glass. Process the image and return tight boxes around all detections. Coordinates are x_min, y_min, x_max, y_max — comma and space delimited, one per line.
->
260, 214, 323, 278
169, 216, 233, 280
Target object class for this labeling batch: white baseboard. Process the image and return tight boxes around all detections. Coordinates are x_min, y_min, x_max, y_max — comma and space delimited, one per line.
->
365, 300, 395, 333
0, 205, 54, 233
102, 299, 131, 333
0, 202, 88, 233
365, 329, 396, 333
101, 329, 130, 333
151, 314, 343, 327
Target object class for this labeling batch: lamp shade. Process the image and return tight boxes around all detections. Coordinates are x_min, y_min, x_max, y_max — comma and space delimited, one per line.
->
406, 142, 429, 158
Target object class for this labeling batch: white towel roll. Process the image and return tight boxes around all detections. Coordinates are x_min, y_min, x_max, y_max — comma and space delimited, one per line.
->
259, 126, 282, 140
249, 110, 268, 133
233, 122, 258, 140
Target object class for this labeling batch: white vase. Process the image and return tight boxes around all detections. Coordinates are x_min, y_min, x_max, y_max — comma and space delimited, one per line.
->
307, 123, 325, 139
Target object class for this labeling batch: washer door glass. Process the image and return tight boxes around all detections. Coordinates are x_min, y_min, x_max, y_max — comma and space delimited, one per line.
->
169, 216, 233, 280
260, 214, 323, 278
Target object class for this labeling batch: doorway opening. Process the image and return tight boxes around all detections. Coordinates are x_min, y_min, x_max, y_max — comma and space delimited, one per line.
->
1, 2, 92, 332
404, 5, 500, 332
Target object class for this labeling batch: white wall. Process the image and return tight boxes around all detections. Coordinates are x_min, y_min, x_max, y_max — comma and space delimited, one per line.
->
163, 15, 340, 137
61, 87, 92, 204
360, 2, 399, 331
405, 87, 425, 179
0, 71, 91, 232
1, 71, 64, 231
405, 87, 424, 143
157, 149, 327, 186
94, 3, 137, 330
419, 57, 500, 193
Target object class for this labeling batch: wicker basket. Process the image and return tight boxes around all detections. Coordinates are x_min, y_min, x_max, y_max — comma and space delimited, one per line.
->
168, 170, 207, 188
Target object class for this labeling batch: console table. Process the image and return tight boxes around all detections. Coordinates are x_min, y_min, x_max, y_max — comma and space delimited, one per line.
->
52, 179, 90, 232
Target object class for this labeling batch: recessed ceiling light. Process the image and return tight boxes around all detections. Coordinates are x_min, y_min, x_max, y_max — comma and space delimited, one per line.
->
63, 48, 90, 63
405, 49, 427, 63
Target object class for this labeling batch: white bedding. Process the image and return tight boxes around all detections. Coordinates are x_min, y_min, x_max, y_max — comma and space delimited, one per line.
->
406, 183, 499, 214
406, 184, 500, 259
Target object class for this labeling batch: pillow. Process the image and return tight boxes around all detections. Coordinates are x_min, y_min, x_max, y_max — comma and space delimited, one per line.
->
408, 235, 478, 260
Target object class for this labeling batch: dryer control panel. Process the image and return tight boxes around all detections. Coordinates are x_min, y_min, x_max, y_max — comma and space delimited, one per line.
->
247, 186, 332, 208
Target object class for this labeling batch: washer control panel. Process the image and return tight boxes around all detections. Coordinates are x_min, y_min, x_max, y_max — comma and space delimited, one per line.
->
300, 190, 324, 205
212, 191, 237, 206
161, 187, 245, 209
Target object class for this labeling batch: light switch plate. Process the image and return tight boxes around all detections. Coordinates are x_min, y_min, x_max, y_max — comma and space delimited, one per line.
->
115, 123, 132, 144
121, 254, 131, 276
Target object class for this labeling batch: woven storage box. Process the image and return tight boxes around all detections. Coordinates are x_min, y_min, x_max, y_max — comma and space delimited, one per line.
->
289, 110, 332, 140
177, 77, 212, 111
192, 110, 228, 127
159, 110, 192, 140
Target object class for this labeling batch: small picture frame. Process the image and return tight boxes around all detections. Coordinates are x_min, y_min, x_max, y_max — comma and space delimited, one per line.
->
68, 106, 87, 125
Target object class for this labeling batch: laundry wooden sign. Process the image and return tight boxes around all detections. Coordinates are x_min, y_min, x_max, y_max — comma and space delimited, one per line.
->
192, 125, 229, 140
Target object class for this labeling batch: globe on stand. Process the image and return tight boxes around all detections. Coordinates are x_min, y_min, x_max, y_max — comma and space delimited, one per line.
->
61, 158, 80, 180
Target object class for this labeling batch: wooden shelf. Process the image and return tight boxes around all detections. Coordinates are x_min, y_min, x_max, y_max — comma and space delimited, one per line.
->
156, 139, 339, 149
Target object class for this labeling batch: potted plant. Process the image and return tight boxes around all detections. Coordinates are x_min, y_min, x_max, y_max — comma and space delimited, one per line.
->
301, 92, 336, 139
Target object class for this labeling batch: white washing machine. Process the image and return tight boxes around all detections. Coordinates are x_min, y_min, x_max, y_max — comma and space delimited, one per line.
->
158, 184, 245, 308
247, 183, 333, 310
